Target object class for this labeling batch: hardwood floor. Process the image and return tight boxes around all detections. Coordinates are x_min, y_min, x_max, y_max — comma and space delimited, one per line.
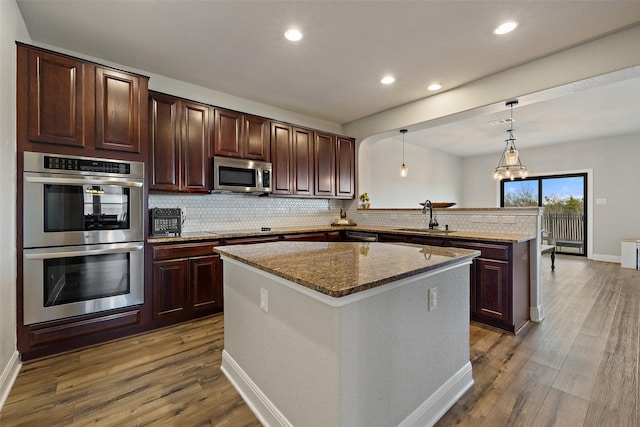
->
1, 255, 638, 426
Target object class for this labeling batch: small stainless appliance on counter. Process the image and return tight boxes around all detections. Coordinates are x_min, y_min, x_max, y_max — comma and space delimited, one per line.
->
150, 207, 182, 237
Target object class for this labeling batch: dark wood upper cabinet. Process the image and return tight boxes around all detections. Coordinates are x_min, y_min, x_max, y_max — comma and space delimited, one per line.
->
181, 101, 211, 192
94, 67, 142, 153
292, 127, 314, 196
243, 114, 270, 161
149, 91, 211, 193
314, 131, 336, 197
214, 108, 270, 161
17, 44, 148, 161
25, 48, 87, 148
336, 136, 355, 198
213, 108, 242, 157
270, 122, 293, 194
149, 92, 180, 191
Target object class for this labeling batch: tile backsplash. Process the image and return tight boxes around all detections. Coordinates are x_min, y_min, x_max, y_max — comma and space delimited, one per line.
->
149, 194, 345, 232
346, 201, 541, 235
149, 194, 540, 236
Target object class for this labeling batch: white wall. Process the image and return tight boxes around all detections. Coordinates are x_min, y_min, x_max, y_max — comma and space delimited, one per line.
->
358, 136, 461, 208
0, 0, 30, 410
461, 133, 640, 259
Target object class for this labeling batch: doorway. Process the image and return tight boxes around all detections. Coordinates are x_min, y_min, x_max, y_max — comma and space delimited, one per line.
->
501, 173, 587, 256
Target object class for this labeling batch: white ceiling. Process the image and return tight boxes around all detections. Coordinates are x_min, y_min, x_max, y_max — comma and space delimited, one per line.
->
16, 0, 640, 156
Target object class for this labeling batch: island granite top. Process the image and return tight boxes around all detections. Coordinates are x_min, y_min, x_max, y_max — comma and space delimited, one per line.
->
214, 241, 479, 298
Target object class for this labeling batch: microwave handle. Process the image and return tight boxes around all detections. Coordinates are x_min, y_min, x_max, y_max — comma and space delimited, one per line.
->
24, 175, 143, 188
24, 243, 144, 260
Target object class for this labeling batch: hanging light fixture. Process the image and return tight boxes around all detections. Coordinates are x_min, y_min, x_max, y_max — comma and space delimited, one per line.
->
400, 129, 408, 177
493, 100, 528, 181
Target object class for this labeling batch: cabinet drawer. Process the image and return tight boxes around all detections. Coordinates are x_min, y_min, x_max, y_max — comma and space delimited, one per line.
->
30, 309, 140, 347
152, 242, 220, 261
449, 240, 510, 261
223, 236, 282, 245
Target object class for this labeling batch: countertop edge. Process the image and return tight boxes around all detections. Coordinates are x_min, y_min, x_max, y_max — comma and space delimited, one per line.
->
148, 225, 535, 244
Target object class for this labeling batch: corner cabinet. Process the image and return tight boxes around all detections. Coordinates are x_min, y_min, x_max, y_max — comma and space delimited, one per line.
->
271, 121, 355, 199
335, 136, 355, 198
151, 242, 223, 321
149, 91, 212, 193
17, 43, 148, 161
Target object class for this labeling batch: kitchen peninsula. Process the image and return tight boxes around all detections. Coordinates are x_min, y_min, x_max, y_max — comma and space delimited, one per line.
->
215, 241, 479, 427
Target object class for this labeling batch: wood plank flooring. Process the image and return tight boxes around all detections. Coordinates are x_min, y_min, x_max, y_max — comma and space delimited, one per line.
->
1, 255, 638, 426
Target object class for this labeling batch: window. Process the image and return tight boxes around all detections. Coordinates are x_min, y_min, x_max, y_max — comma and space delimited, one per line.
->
501, 174, 586, 256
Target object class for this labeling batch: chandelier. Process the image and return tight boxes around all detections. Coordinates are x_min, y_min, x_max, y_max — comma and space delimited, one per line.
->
493, 100, 528, 181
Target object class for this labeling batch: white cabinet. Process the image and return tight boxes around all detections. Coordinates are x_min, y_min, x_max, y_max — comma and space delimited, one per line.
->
621, 239, 640, 269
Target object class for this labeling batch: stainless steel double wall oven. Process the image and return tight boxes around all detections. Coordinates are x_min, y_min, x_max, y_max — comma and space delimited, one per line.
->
22, 152, 145, 325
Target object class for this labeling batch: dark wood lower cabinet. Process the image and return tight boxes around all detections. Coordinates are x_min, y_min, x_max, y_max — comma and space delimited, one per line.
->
401, 234, 530, 333
151, 242, 223, 321
448, 239, 530, 333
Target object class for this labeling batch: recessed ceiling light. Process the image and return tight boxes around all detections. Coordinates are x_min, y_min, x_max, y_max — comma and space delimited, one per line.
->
494, 21, 518, 35
381, 76, 395, 85
285, 29, 303, 41
427, 83, 442, 91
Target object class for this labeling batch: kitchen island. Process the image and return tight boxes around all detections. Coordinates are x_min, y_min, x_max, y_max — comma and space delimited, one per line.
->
215, 241, 479, 427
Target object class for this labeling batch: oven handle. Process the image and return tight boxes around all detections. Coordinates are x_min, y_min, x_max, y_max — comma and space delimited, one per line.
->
24, 175, 143, 188
23, 243, 144, 260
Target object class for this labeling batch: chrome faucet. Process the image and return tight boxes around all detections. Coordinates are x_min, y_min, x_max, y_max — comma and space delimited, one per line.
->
421, 199, 439, 229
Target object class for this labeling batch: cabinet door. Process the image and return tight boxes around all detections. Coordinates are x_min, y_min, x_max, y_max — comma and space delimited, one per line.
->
243, 114, 270, 161
149, 92, 180, 191
95, 67, 141, 153
314, 132, 335, 197
292, 127, 314, 196
152, 259, 189, 319
475, 258, 510, 321
181, 101, 211, 193
190, 255, 223, 311
271, 122, 293, 194
26, 48, 86, 147
214, 108, 242, 158
336, 136, 355, 198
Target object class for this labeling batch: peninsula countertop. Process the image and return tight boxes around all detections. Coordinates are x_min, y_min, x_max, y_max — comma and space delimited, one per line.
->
214, 241, 479, 298
148, 225, 535, 244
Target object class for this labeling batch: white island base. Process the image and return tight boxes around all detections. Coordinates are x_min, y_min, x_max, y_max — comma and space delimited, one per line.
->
220, 257, 474, 427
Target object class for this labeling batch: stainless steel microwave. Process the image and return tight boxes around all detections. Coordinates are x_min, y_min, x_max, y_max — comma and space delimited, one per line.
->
212, 156, 272, 194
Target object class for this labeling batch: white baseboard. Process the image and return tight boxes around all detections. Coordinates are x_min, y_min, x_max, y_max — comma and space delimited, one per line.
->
0, 351, 21, 412
221, 350, 293, 427
591, 254, 621, 264
398, 362, 474, 427
222, 349, 473, 427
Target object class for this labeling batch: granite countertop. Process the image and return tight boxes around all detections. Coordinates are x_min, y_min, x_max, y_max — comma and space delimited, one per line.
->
215, 241, 479, 298
148, 225, 534, 244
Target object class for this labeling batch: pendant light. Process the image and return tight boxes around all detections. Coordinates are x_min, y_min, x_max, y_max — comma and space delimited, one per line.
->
493, 100, 528, 181
400, 129, 408, 177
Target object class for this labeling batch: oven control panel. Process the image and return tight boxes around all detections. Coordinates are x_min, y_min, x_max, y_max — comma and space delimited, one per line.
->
150, 208, 182, 237
44, 155, 131, 174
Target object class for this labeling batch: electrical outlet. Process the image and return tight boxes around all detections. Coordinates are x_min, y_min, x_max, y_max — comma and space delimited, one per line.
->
260, 287, 268, 312
428, 287, 437, 311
